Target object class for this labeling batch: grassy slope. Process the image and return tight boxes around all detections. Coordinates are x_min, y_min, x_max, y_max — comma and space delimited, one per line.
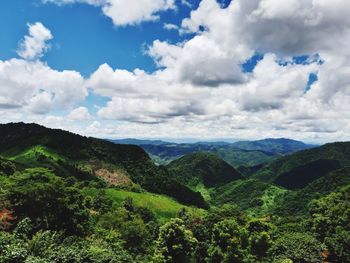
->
83, 188, 205, 223
5, 145, 66, 167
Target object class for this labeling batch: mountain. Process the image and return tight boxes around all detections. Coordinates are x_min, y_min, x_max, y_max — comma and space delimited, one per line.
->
211, 142, 350, 216
252, 141, 350, 189
274, 167, 350, 215
1, 123, 349, 262
138, 143, 276, 167
0, 123, 207, 208
111, 138, 170, 145
167, 153, 244, 188
116, 138, 315, 168
232, 138, 317, 155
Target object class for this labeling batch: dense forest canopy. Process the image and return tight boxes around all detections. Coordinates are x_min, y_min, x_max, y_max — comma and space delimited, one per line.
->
0, 123, 349, 262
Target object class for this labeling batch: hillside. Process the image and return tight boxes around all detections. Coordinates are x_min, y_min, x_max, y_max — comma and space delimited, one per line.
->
118, 138, 315, 168
167, 153, 244, 187
83, 188, 205, 223
0, 123, 349, 262
252, 141, 350, 189
211, 179, 287, 216
273, 167, 350, 215
0, 123, 207, 208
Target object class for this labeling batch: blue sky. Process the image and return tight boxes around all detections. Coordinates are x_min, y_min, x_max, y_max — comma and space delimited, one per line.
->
0, 0, 349, 143
0, 0, 200, 76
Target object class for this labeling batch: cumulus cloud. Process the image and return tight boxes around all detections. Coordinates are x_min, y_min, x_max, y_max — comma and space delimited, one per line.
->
67, 107, 92, 121
83, 0, 350, 142
0, 59, 87, 114
17, 22, 53, 60
3, 1, 350, 142
43, 0, 175, 26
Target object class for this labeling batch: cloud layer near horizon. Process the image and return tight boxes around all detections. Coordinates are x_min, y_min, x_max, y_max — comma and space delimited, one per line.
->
1, 0, 350, 143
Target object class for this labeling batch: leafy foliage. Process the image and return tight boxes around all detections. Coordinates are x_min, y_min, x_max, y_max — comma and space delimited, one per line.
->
309, 185, 350, 262
154, 218, 197, 262
270, 232, 325, 263
0, 123, 349, 262
211, 179, 286, 216
1, 168, 89, 235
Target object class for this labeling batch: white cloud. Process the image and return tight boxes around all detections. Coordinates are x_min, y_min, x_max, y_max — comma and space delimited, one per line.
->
163, 23, 179, 31
1, 22, 88, 116
83, 0, 350, 142
67, 107, 92, 120
0, 58, 87, 114
3, 1, 350, 143
43, 0, 176, 26
17, 22, 53, 60
181, 0, 192, 8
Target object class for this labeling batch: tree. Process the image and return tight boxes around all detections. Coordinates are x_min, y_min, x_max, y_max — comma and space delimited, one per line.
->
154, 218, 197, 262
120, 217, 151, 254
246, 219, 273, 259
309, 185, 350, 262
208, 219, 249, 263
271, 232, 324, 263
2, 168, 89, 235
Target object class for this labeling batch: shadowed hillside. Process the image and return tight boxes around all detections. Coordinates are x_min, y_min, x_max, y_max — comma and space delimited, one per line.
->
0, 123, 208, 208
167, 152, 244, 187
252, 141, 350, 189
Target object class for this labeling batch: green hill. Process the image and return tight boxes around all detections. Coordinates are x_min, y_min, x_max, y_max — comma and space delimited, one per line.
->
211, 179, 287, 216
0, 123, 349, 262
274, 167, 350, 216
167, 152, 244, 188
0, 123, 207, 208
83, 188, 205, 223
252, 142, 350, 189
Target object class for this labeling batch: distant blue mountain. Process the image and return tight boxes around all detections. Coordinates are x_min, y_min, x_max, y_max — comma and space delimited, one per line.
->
110, 137, 317, 167
111, 138, 170, 145
232, 138, 317, 155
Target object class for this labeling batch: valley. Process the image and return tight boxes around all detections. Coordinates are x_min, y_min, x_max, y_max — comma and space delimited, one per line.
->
0, 123, 349, 262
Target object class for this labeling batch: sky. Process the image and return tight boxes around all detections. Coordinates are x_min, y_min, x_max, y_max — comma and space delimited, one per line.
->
0, 0, 349, 143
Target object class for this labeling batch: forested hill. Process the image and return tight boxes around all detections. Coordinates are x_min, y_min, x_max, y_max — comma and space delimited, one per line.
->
252, 141, 350, 189
167, 152, 244, 187
0, 122, 148, 162
0, 123, 349, 262
0, 122, 207, 208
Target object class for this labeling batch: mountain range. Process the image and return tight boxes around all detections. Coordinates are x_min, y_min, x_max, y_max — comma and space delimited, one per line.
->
0, 123, 349, 262
112, 137, 316, 169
